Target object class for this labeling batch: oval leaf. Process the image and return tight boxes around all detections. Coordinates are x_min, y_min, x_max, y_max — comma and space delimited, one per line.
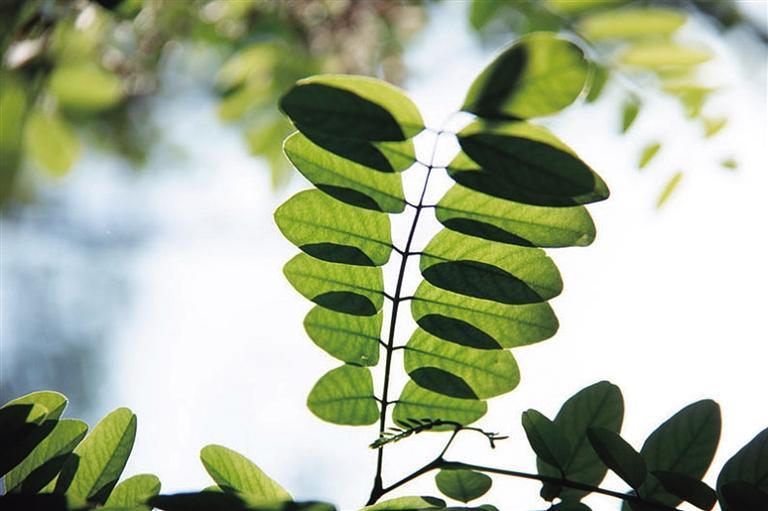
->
283, 253, 383, 316
275, 190, 393, 267
621, 43, 711, 68
361, 496, 446, 511
304, 307, 381, 366
404, 329, 519, 400
23, 109, 80, 177
587, 427, 646, 490
420, 229, 562, 304
653, 470, 716, 510
435, 469, 492, 503
306, 365, 379, 426
200, 445, 290, 502
49, 64, 123, 112
455, 122, 609, 206
280, 74, 423, 141
579, 8, 686, 40
435, 185, 596, 248
393, 381, 486, 427
462, 33, 589, 119
104, 473, 161, 508
522, 409, 571, 472
717, 427, 768, 511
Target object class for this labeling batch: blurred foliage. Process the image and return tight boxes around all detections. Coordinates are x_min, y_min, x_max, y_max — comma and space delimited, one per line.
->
0, 0, 429, 208
467, 0, 764, 207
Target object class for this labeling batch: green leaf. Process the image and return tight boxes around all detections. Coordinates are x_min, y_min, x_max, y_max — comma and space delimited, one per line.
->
719, 482, 768, 511
3, 391, 68, 421
656, 171, 683, 209
522, 409, 571, 472
393, 381, 486, 426
284, 133, 406, 213
538, 381, 624, 502
420, 229, 562, 304
49, 64, 123, 112
455, 121, 609, 206
622, 400, 721, 511
703, 117, 727, 138
0, 403, 54, 476
621, 43, 711, 68
579, 8, 686, 40
585, 64, 608, 103
717, 427, 768, 511
280, 74, 424, 141
200, 445, 291, 502
306, 365, 379, 426
411, 280, 558, 350
59, 407, 137, 504
104, 474, 161, 509
275, 190, 393, 267
435, 469, 492, 503
462, 32, 589, 119
23, 109, 80, 177
404, 329, 519, 400
652, 471, 716, 510
638, 142, 660, 169
587, 427, 646, 490
435, 185, 596, 249
304, 307, 381, 366
283, 253, 383, 316
621, 98, 640, 133
469, 0, 502, 31
360, 496, 446, 511
4, 419, 88, 493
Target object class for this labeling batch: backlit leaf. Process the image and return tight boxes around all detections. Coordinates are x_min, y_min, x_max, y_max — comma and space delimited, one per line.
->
656, 171, 683, 209
522, 409, 571, 472
49, 64, 123, 112
23, 109, 80, 177
104, 474, 161, 509
435, 469, 492, 503
717, 427, 768, 511
462, 33, 589, 119
455, 121, 609, 206
200, 445, 290, 502
304, 307, 381, 366
621, 43, 711, 68
404, 329, 519, 399
587, 427, 646, 490
283, 253, 383, 316
0, 403, 53, 476
435, 185, 596, 248
306, 365, 379, 425
280, 74, 423, 141
420, 229, 562, 304
580, 8, 686, 40
621, 99, 640, 133
638, 142, 660, 169
361, 496, 446, 511
275, 190, 393, 266
393, 381, 486, 427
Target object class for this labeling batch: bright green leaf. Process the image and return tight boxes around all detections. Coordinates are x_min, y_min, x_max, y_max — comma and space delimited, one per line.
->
411, 280, 558, 350
469, 0, 502, 31
104, 474, 161, 509
360, 496, 446, 511
656, 171, 683, 209
49, 64, 123, 112
304, 307, 381, 366
200, 445, 290, 502
284, 133, 407, 213
420, 229, 562, 304
579, 8, 686, 40
621, 98, 640, 133
639, 142, 661, 169
585, 64, 608, 103
435, 185, 596, 249
280, 74, 424, 141
4, 419, 88, 493
455, 121, 609, 206
275, 190, 393, 266
3, 392, 68, 421
404, 328, 519, 400
587, 427, 646, 490
462, 32, 589, 119
393, 381, 486, 427
23, 109, 80, 177
216, 43, 279, 91
306, 365, 379, 426
621, 43, 711, 68
522, 409, 571, 472
703, 117, 727, 138
717, 427, 768, 511
653, 471, 716, 510
435, 469, 492, 503
283, 253, 384, 316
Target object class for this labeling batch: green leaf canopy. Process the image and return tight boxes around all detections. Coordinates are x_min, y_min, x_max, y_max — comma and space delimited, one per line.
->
462, 32, 589, 119
454, 122, 609, 206
200, 445, 291, 502
435, 469, 492, 503
275, 190, 393, 267
306, 365, 379, 426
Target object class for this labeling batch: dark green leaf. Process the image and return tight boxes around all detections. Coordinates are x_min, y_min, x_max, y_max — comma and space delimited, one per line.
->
200, 445, 290, 502
306, 365, 379, 426
304, 307, 381, 366
454, 122, 609, 206
587, 427, 646, 490
719, 482, 768, 511
411, 281, 558, 349
435, 185, 596, 249
717, 427, 768, 511
283, 133, 406, 213
435, 469, 492, 503
105, 474, 161, 509
280, 75, 423, 141
149, 491, 250, 511
404, 329, 519, 399
0, 404, 54, 477
393, 381, 486, 427
652, 470, 716, 510
462, 33, 589, 119
420, 229, 562, 304
275, 190, 393, 266
522, 409, 570, 472
298, 128, 416, 173
283, 253, 383, 316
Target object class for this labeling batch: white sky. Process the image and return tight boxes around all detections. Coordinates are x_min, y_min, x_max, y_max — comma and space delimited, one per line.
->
36, 2, 766, 509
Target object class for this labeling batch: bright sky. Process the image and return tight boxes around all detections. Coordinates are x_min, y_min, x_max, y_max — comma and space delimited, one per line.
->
48, 2, 766, 509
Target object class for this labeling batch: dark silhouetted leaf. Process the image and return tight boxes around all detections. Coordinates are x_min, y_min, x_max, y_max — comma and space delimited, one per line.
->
719, 482, 768, 511
587, 427, 646, 490
652, 470, 716, 510
717, 427, 768, 511
435, 469, 492, 503
522, 409, 570, 472
306, 365, 379, 425
0, 404, 53, 477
